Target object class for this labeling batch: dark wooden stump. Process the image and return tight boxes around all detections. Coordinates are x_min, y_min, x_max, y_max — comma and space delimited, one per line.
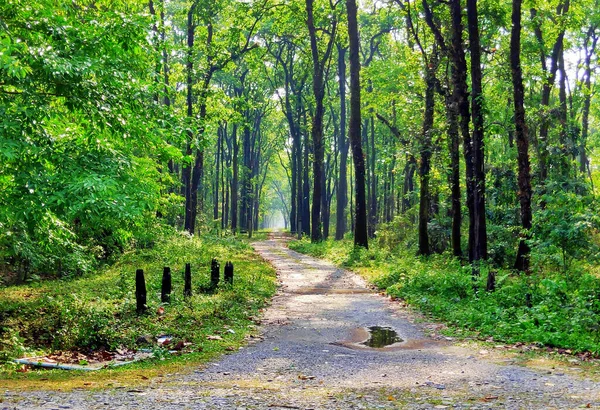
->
184, 263, 192, 298
210, 258, 220, 290
135, 269, 147, 314
161, 267, 172, 303
224, 262, 233, 285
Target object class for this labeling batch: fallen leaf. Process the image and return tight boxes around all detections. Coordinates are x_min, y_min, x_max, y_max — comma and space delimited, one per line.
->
298, 374, 316, 380
387, 395, 395, 401
207, 335, 223, 341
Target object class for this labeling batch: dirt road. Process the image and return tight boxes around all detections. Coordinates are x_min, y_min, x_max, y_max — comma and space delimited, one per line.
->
5, 235, 600, 409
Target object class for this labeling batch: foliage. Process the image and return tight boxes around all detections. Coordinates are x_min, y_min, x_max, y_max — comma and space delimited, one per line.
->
0, 0, 170, 280
0, 233, 277, 365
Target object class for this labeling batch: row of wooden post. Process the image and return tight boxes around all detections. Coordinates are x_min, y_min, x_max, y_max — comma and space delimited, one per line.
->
135, 259, 234, 314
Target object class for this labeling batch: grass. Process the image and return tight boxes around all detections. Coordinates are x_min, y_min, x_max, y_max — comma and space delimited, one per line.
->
0, 231, 277, 389
288, 237, 600, 357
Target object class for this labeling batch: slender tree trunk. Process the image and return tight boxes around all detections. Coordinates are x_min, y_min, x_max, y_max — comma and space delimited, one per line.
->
183, 7, 196, 234
336, 45, 349, 240
368, 115, 377, 237
511, 0, 533, 272
231, 124, 239, 232
580, 27, 598, 177
306, 0, 330, 242
214, 127, 221, 221
531, 2, 569, 186
467, 0, 487, 265
449, 0, 473, 260
418, 66, 435, 256
445, 92, 462, 257
347, 0, 368, 248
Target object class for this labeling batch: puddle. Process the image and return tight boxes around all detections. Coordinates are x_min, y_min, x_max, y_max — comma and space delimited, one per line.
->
361, 326, 403, 348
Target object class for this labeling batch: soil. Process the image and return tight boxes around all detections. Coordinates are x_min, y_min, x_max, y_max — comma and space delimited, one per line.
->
3, 234, 600, 409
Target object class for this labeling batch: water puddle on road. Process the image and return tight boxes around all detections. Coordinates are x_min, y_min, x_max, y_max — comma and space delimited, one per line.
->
360, 326, 403, 348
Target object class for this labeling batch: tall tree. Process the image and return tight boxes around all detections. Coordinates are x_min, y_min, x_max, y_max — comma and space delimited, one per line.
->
511, 0, 533, 272
306, 0, 337, 242
346, 0, 368, 248
466, 0, 487, 265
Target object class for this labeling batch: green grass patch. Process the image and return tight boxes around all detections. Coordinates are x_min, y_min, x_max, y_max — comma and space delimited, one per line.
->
0, 232, 276, 387
289, 238, 600, 355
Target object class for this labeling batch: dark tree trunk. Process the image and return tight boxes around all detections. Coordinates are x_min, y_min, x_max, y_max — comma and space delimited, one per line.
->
214, 126, 222, 221
418, 67, 435, 256
306, 0, 335, 242
336, 44, 349, 240
183, 6, 196, 234
580, 27, 598, 177
302, 124, 311, 237
347, 0, 368, 249
445, 92, 462, 257
449, 0, 473, 260
403, 155, 417, 213
467, 0, 487, 264
531, 2, 569, 186
368, 115, 377, 237
231, 124, 239, 232
511, 0, 533, 272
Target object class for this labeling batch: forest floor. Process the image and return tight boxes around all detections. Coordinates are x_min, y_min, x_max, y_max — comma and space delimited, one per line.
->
3, 232, 600, 409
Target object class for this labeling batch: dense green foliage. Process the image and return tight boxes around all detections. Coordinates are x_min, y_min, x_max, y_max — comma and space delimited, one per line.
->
0, 0, 171, 280
1, 0, 600, 367
0, 231, 276, 365
289, 237, 600, 355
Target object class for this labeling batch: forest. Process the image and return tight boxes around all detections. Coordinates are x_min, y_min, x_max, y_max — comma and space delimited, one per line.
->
1, 0, 600, 368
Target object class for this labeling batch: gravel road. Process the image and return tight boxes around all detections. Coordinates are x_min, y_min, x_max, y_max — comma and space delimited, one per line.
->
3, 234, 599, 409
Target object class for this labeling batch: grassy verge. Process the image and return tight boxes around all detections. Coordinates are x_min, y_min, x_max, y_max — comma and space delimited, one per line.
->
288, 238, 600, 357
0, 232, 277, 389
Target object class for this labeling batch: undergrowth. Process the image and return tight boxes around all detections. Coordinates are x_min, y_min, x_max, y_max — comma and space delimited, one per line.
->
289, 238, 600, 355
0, 231, 277, 378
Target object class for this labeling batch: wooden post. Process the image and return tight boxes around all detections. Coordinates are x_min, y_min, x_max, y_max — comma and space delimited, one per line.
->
184, 263, 192, 298
161, 267, 172, 303
224, 262, 233, 285
210, 258, 220, 290
135, 269, 147, 314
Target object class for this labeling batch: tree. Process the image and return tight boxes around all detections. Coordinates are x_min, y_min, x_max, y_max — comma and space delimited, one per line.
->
305, 0, 337, 242
511, 0, 533, 272
346, 0, 368, 248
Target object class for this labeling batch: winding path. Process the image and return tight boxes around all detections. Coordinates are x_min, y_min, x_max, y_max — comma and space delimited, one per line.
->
5, 234, 600, 409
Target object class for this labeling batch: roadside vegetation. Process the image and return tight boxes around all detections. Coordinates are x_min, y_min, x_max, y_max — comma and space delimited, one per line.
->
0, 230, 276, 386
289, 226, 600, 357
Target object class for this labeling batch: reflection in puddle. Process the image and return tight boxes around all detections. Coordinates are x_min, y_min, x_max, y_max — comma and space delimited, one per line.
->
361, 326, 403, 347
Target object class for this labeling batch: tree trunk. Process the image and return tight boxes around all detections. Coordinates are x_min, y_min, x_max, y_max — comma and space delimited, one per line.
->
511, 0, 533, 272
347, 0, 368, 249
449, 0, 473, 260
580, 27, 598, 177
445, 92, 462, 257
183, 6, 196, 234
336, 44, 349, 240
306, 0, 331, 242
418, 66, 435, 256
467, 0, 487, 264
231, 124, 239, 232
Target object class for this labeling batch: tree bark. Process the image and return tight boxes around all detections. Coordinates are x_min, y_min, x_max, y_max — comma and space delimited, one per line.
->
336, 44, 349, 240
305, 0, 335, 242
467, 0, 487, 264
449, 0, 473, 260
347, 0, 368, 249
511, 0, 533, 272
418, 66, 435, 256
